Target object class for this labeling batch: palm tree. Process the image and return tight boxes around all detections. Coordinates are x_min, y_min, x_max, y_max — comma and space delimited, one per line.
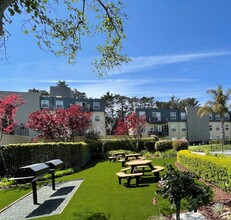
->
198, 84, 231, 151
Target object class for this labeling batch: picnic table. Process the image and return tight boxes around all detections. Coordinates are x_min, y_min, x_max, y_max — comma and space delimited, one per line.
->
113, 152, 125, 158
126, 159, 154, 173
125, 153, 141, 161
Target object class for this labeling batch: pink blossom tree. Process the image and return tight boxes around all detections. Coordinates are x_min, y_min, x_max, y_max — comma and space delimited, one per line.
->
115, 113, 147, 151
27, 104, 92, 142
0, 94, 25, 176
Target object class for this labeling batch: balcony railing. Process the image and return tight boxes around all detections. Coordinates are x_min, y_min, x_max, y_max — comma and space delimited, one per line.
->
149, 130, 168, 137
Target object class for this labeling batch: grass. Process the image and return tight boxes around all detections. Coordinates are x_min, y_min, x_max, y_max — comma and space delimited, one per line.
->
0, 158, 177, 220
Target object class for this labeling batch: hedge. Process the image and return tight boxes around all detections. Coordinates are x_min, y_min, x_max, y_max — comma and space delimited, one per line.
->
172, 139, 189, 151
155, 140, 173, 151
177, 150, 231, 192
0, 142, 90, 177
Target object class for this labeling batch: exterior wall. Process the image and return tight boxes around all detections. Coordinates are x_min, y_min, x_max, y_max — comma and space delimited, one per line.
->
185, 106, 210, 143
90, 112, 106, 136
1, 135, 32, 145
168, 122, 187, 140
209, 121, 231, 140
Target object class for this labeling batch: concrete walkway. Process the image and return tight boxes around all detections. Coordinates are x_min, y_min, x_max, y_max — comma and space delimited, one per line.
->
0, 179, 83, 220
173, 212, 207, 220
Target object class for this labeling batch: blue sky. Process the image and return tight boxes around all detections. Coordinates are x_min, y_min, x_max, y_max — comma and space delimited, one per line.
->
1, 0, 231, 104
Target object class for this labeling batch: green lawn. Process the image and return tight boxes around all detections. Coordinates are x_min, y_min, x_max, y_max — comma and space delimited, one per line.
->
0, 158, 177, 220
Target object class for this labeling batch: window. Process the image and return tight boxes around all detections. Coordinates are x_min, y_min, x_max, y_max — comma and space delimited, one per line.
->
180, 112, 186, 120
139, 111, 145, 117
171, 125, 177, 132
209, 125, 212, 131
56, 100, 64, 109
41, 100, 49, 108
209, 114, 213, 120
216, 136, 220, 139
215, 114, 220, 120
170, 112, 176, 120
94, 115, 100, 122
225, 113, 230, 120
75, 102, 88, 107
152, 112, 161, 121
93, 102, 100, 110
225, 124, 229, 131
154, 125, 162, 132
216, 125, 220, 131
181, 126, 186, 132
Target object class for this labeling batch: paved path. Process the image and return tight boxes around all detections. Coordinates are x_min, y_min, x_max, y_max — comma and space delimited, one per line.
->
0, 179, 83, 220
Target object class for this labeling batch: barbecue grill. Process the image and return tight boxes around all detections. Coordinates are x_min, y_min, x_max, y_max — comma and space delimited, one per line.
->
45, 159, 64, 190
13, 163, 50, 204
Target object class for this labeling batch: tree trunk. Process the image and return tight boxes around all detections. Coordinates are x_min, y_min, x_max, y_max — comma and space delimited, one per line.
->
175, 201, 181, 220
0, 0, 16, 36
221, 117, 225, 152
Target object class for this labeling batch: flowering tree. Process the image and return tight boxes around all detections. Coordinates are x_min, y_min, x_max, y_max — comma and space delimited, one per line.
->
27, 105, 92, 142
0, 94, 25, 177
115, 112, 147, 151
0, 94, 25, 136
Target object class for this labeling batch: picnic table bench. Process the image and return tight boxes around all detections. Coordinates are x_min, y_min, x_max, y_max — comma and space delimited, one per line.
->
151, 166, 165, 180
116, 172, 143, 187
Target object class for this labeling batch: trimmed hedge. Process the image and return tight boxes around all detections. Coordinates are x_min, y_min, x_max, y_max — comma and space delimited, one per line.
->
0, 142, 90, 177
177, 150, 231, 192
172, 139, 189, 151
155, 140, 173, 151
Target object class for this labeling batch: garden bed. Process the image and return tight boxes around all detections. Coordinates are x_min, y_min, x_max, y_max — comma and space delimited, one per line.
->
175, 162, 231, 220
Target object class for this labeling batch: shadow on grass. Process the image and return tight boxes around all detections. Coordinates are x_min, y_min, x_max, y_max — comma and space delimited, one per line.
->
140, 176, 158, 184
73, 211, 110, 220
78, 160, 103, 172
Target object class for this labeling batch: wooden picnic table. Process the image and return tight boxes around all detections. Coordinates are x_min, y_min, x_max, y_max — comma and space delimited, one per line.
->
124, 153, 141, 161
125, 159, 154, 173
112, 152, 125, 158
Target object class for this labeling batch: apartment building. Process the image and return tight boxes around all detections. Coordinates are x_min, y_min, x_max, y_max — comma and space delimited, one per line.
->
136, 106, 231, 144
0, 86, 106, 137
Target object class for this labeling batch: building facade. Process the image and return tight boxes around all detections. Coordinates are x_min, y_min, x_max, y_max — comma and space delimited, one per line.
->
0, 86, 106, 137
136, 106, 231, 144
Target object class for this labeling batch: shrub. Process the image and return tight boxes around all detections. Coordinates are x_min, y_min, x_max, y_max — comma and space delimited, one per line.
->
155, 140, 173, 152
177, 150, 231, 192
0, 142, 90, 177
156, 164, 213, 220
172, 139, 189, 151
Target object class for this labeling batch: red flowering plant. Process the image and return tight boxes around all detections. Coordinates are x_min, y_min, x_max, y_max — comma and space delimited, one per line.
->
27, 104, 92, 142
114, 112, 147, 151
0, 94, 25, 177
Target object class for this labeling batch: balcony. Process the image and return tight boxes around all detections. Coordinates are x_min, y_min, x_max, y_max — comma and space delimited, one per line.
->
148, 117, 168, 124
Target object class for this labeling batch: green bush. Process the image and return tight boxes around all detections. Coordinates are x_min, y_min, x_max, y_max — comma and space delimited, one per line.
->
0, 142, 90, 177
172, 139, 189, 151
155, 140, 173, 152
177, 150, 231, 192
154, 149, 177, 158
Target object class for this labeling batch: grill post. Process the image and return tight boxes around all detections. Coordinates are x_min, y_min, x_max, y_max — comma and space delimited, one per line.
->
51, 173, 55, 190
32, 181, 38, 204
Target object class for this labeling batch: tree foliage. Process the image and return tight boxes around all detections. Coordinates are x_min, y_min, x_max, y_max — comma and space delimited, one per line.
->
27, 104, 92, 141
0, 94, 25, 135
115, 112, 146, 151
156, 164, 213, 220
1, 0, 130, 76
